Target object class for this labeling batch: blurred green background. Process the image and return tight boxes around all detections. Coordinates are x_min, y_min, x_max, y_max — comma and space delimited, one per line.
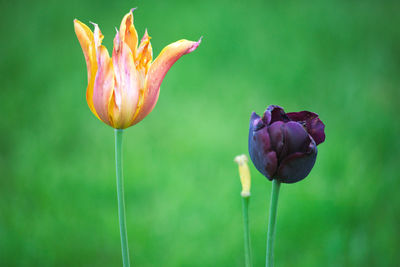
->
1, 0, 400, 266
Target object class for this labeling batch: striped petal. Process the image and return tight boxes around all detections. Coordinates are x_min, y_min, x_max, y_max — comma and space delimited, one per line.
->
136, 29, 153, 72
91, 23, 114, 126
131, 38, 201, 125
119, 9, 138, 58
111, 30, 141, 129
73, 19, 99, 119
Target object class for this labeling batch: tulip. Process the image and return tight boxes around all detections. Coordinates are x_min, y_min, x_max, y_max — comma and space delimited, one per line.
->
74, 9, 201, 129
248, 105, 325, 267
248, 105, 325, 184
73, 10, 201, 267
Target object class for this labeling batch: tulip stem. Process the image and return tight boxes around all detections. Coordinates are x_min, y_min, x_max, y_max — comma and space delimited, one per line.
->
114, 129, 131, 267
241, 196, 253, 267
266, 179, 281, 267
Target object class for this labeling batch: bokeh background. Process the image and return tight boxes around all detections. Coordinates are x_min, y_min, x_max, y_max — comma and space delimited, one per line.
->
1, 0, 400, 266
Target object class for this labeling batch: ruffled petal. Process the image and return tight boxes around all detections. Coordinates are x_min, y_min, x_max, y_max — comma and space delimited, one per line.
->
111, 30, 141, 129
287, 111, 326, 145
73, 19, 99, 119
131, 38, 201, 125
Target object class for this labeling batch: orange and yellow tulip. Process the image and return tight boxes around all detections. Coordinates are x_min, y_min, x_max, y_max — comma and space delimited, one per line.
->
74, 9, 201, 129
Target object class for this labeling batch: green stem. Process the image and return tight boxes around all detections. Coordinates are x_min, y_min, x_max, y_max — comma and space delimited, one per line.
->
241, 196, 253, 267
266, 179, 281, 267
115, 129, 131, 267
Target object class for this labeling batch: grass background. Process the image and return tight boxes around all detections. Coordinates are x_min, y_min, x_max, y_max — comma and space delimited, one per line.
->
1, 0, 400, 266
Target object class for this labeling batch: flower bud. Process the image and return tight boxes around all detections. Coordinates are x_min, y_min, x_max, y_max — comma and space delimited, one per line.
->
234, 154, 251, 197
248, 105, 325, 183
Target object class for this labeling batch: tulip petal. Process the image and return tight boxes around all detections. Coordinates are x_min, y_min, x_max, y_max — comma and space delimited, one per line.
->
136, 29, 153, 72
249, 112, 265, 131
249, 130, 277, 180
276, 140, 317, 183
262, 109, 271, 125
248, 113, 277, 179
131, 38, 201, 125
91, 23, 114, 126
73, 19, 99, 119
264, 105, 290, 125
287, 111, 326, 145
111, 30, 140, 129
268, 121, 285, 159
119, 9, 138, 58
282, 121, 311, 155
265, 151, 278, 180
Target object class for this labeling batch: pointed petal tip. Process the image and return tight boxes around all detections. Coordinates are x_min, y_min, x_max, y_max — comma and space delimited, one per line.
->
73, 19, 80, 28
89, 22, 102, 48
250, 112, 263, 131
89, 21, 100, 34
185, 37, 202, 54
250, 111, 260, 120
131, 7, 138, 13
73, 18, 84, 24
114, 29, 121, 50
142, 29, 151, 40
73, 19, 86, 29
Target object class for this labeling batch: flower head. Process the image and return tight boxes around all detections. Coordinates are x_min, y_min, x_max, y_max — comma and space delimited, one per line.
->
248, 105, 325, 183
74, 9, 201, 129
234, 154, 251, 197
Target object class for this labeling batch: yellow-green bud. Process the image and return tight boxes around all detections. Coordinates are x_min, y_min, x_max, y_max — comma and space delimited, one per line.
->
234, 154, 251, 197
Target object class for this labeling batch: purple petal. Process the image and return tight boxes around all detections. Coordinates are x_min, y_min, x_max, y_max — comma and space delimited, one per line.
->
287, 111, 326, 145
262, 109, 271, 125
267, 121, 285, 159
276, 139, 318, 183
282, 121, 311, 155
249, 112, 264, 132
266, 105, 290, 124
248, 115, 277, 179
265, 151, 278, 179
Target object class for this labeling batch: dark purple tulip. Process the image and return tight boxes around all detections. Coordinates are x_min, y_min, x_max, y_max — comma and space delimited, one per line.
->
248, 105, 325, 183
